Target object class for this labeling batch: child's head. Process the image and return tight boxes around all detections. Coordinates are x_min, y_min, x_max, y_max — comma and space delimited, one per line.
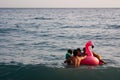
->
73, 49, 78, 56
83, 47, 86, 52
77, 48, 81, 52
82, 47, 87, 55
68, 49, 72, 54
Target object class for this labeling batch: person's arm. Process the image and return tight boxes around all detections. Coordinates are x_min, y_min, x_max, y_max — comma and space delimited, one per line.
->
81, 55, 86, 60
92, 52, 101, 60
64, 57, 71, 63
92, 52, 106, 64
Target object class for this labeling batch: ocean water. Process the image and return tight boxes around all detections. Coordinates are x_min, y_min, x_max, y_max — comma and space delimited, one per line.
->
0, 8, 120, 80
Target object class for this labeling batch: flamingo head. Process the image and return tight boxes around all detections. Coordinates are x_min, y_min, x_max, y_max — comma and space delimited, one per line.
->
86, 40, 94, 48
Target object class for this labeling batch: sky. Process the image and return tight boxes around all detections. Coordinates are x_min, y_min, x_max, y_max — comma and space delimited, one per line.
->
0, 0, 120, 8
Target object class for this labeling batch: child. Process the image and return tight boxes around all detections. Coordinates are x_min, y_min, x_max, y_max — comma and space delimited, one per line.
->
64, 49, 73, 65
81, 47, 87, 56
77, 48, 82, 56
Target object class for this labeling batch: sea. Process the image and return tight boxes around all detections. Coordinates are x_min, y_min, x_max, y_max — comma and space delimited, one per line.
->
0, 8, 120, 80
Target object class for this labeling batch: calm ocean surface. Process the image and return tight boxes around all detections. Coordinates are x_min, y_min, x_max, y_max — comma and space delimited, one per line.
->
0, 8, 120, 80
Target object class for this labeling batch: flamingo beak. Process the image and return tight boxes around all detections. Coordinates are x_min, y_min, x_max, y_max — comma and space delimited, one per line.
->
92, 45, 94, 48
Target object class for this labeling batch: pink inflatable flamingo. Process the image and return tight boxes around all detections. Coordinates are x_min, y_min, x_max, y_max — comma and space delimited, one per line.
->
81, 40, 99, 65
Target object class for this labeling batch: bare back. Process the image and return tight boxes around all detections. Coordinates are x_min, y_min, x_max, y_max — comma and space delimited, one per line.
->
71, 56, 85, 67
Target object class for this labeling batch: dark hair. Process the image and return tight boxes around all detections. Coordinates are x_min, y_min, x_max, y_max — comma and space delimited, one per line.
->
83, 47, 86, 52
68, 49, 72, 54
77, 48, 81, 52
73, 50, 78, 56
82, 47, 87, 55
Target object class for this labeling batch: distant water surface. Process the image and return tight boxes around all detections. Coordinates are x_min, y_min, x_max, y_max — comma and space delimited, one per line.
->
0, 8, 120, 80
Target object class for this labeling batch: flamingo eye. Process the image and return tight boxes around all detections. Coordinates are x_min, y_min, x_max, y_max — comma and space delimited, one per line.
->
92, 45, 94, 48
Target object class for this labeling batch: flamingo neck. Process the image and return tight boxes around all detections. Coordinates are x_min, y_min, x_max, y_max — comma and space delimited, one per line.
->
86, 45, 93, 56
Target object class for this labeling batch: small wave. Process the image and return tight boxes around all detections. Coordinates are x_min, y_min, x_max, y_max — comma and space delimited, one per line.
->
15, 43, 27, 46
106, 25, 120, 29
61, 25, 84, 28
34, 17, 53, 20
0, 28, 19, 34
